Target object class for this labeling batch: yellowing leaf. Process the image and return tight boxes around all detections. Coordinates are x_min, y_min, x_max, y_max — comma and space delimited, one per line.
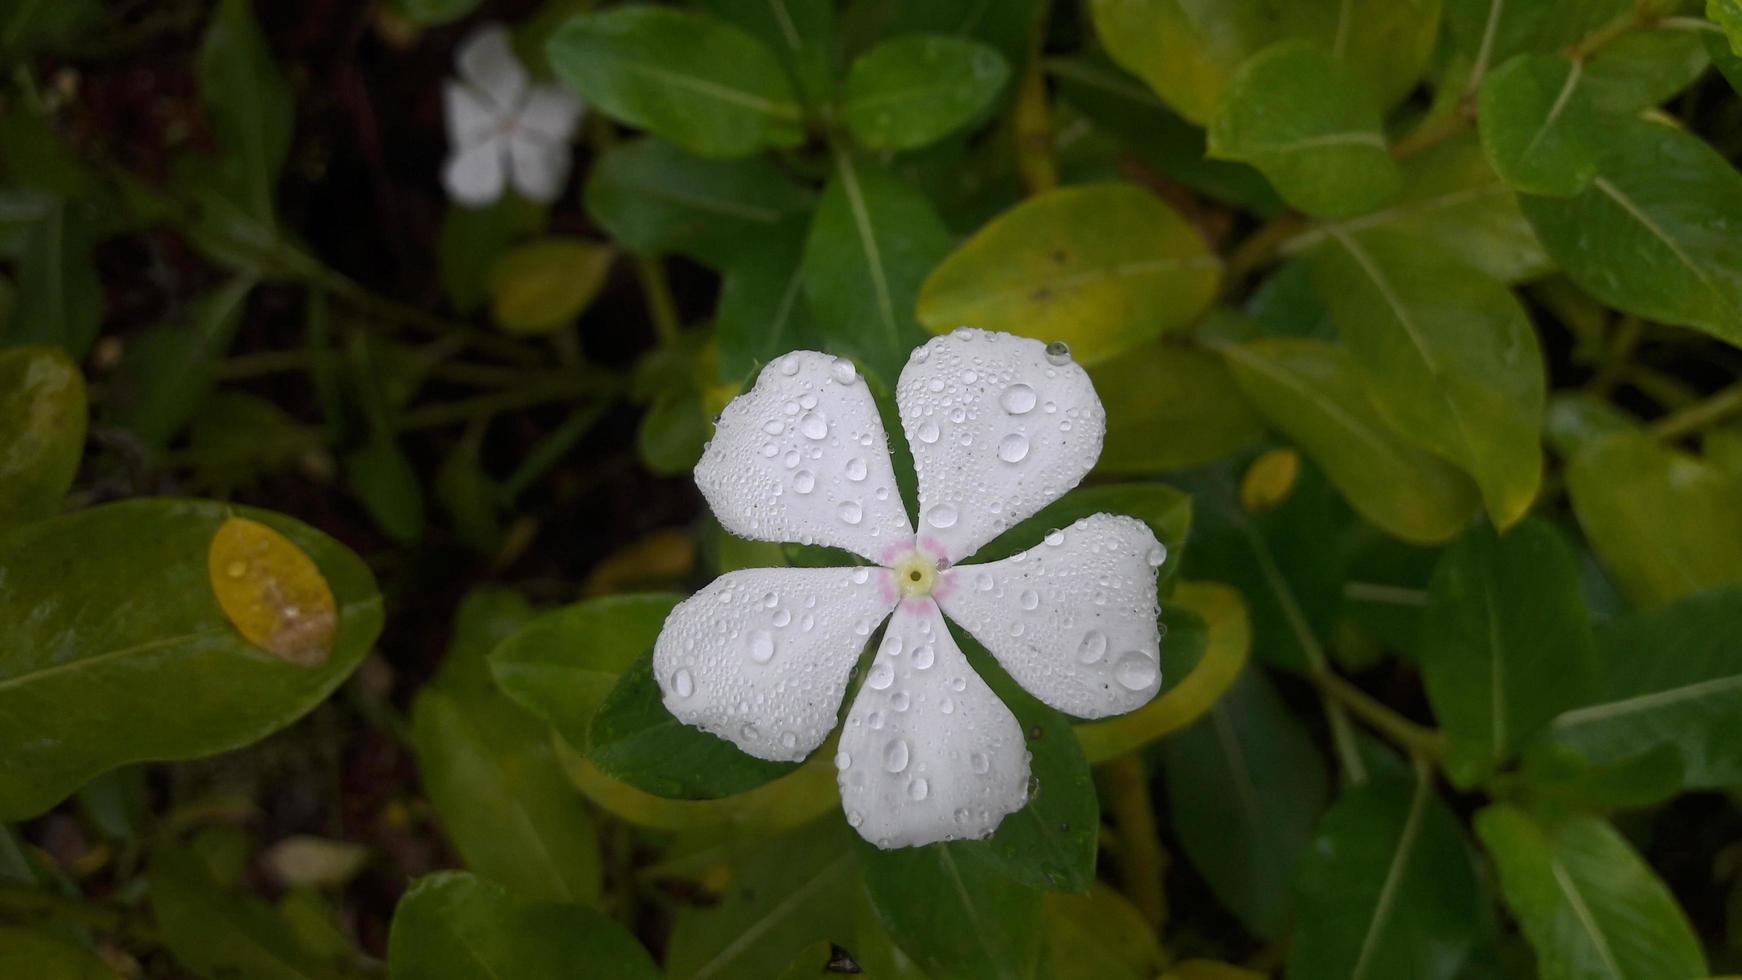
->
1240, 448, 1300, 513
487, 238, 615, 335
208, 516, 337, 666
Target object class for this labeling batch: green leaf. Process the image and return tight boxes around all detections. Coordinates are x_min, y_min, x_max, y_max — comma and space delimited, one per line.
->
717, 218, 821, 381
859, 834, 1045, 980
916, 184, 1220, 365
0, 926, 120, 979
547, 7, 803, 158
1310, 233, 1544, 528
438, 196, 547, 313
1715, 0, 1742, 55
1041, 885, 1165, 980
698, 0, 835, 107
490, 593, 681, 751
665, 818, 859, 980
1419, 519, 1597, 789
1208, 41, 1401, 219
1581, 22, 1712, 112
487, 237, 613, 334
1289, 769, 1484, 980
1711, 12, 1742, 91
584, 137, 812, 268
3, 200, 101, 358
344, 436, 425, 544
411, 690, 603, 904
589, 652, 799, 798
113, 276, 255, 448
1515, 742, 1683, 813
0, 499, 382, 820
841, 35, 1009, 151
1220, 338, 1481, 545
1520, 118, 1742, 349
1566, 430, 1742, 607
390, 0, 481, 26
1166, 668, 1330, 939
1547, 588, 1742, 789
0, 0, 99, 64
149, 847, 332, 980
637, 387, 710, 477
1326, 0, 1444, 111
1092, 342, 1265, 474
801, 154, 949, 382
198, 0, 293, 229
1475, 805, 1707, 980
0, 345, 84, 531
388, 871, 659, 980
1478, 54, 1600, 197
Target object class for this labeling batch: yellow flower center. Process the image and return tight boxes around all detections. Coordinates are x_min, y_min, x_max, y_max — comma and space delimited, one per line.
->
893, 552, 938, 598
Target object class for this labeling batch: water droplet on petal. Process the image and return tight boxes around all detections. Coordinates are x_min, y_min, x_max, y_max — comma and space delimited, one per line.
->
1147, 543, 1169, 567
970, 751, 990, 774
912, 643, 935, 669
793, 470, 816, 494
916, 420, 940, 444
975, 572, 994, 592
800, 411, 828, 440
998, 433, 1030, 463
779, 355, 801, 376
838, 500, 863, 525
1000, 383, 1037, 415
926, 503, 959, 529
845, 456, 867, 481
772, 608, 792, 627
835, 751, 852, 770
908, 777, 929, 801
867, 661, 894, 690
671, 669, 694, 698
1020, 589, 1040, 611
749, 630, 775, 664
884, 738, 910, 773
1045, 529, 1065, 547
831, 358, 858, 384
1045, 341, 1072, 365
1116, 653, 1158, 691
1078, 631, 1108, 664
763, 419, 784, 435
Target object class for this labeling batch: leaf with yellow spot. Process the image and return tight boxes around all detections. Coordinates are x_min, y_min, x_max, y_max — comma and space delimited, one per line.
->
208, 516, 337, 667
1240, 447, 1300, 513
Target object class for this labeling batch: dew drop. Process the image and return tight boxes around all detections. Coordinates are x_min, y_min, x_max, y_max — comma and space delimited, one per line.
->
926, 503, 959, 529
940, 697, 954, 714
1020, 589, 1040, 611
975, 572, 994, 592
783, 449, 801, 468
998, 433, 1030, 463
793, 470, 816, 494
916, 420, 940, 444
912, 643, 935, 669
838, 500, 863, 525
779, 355, 801, 376
884, 738, 910, 773
1045, 529, 1065, 547
1147, 543, 1169, 567
848, 810, 863, 827
1115, 653, 1158, 691
970, 751, 990, 774
801, 613, 815, 632
835, 751, 852, 770
908, 777, 930, 801
800, 411, 828, 440
1078, 630, 1108, 664
671, 669, 694, 698
845, 456, 868, 481
1044, 341, 1072, 365
891, 690, 911, 711
781, 731, 798, 749
762, 591, 779, 608
760, 442, 779, 457
884, 634, 903, 657
867, 661, 894, 690
772, 608, 792, 627
749, 630, 776, 664
831, 357, 858, 384
763, 419, 784, 435
1000, 383, 1038, 415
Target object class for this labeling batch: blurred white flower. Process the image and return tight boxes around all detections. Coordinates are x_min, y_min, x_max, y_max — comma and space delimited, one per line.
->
442, 24, 582, 207
652, 329, 1167, 848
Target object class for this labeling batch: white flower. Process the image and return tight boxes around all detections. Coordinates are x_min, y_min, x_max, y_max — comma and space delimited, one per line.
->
653, 329, 1167, 848
441, 25, 583, 207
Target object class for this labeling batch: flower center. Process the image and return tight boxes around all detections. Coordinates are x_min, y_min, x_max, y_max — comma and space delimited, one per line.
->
892, 553, 938, 599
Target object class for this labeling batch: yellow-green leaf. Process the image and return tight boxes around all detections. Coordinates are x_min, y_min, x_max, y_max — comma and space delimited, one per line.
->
488, 238, 614, 334
208, 515, 338, 668
1092, 342, 1265, 474
0, 345, 85, 531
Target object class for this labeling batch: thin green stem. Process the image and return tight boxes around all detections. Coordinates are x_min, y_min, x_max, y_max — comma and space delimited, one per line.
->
1317, 671, 1445, 761
1098, 755, 1167, 928
1649, 382, 1742, 442
634, 257, 683, 347
0, 882, 161, 946
396, 383, 603, 431
1013, 2, 1058, 196
501, 399, 614, 502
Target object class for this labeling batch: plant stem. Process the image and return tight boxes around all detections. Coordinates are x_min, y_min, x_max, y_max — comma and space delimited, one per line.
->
1222, 213, 1312, 293
396, 382, 602, 430
634, 256, 683, 347
1390, 104, 1475, 161
0, 882, 161, 946
1586, 315, 1642, 397
1317, 671, 1445, 761
1098, 755, 1167, 928
1013, 4, 1059, 197
501, 399, 614, 502
1650, 382, 1742, 442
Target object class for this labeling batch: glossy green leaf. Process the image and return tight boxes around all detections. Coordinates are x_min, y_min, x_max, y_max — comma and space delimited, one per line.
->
859, 834, 1045, 980
1547, 588, 1742, 789
390, 0, 481, 26
1516, 742, 1683, 813
717, 218, 820, 381
547, 7, 803, 158
1092, 343, 1265, 474
1290, 769, 1483, 980
1476, 805, 1707, 980
1520, 118, 1742, 349
1221, 338, 1481, 545
388, 871, 658, 980
1566, 431, 1742, 607
801, 154, 949, 382
584, 137, 812, 268
916, 184, 1220, 365
1544, 392, 1636, 459
150, 847, 332, 980
487, 238, 613, 334
0, 926, 118, 979
1311, 233, 1544, 527
411, 590, 601, 903
1420, 519, 1597, 789
841, 35, 1008, 151
490, 593, 680, 751
1478, 54, 1600, 196
1327, 0, 1444, 110
198, 0, 293, 228
1581, 22, 1712, 112
698, 0, 834, 107
1715, 0, 1742, 54
1166, 668, 1330, 939
3, 200, 101, 358
1711, 12, 1742, 93
665, 818, 859, 980
1209, 42, 1401, 219
0, 500, 381, 820
113, 276, 254, 447
589, 652, 799, 798
1041, 885, 1166, 980
0, 345, 84, 531
637, 387, 710, 477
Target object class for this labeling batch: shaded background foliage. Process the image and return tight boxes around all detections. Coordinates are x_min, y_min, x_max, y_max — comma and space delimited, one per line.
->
2, 0, 1742, 977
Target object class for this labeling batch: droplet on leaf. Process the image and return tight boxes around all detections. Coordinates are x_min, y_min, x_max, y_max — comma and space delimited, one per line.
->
208, 516, 337, 667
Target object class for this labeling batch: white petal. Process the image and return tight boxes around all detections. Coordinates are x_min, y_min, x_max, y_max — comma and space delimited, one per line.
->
444, 81, 501, 148
442, 138, 506, 207
654, 566, 896, 763
896, 329, 1105, 564
507, 132, 570, 203
697, 352, 914, 564
837, 598, 1030, 848
456, 24, 527, 112
937, 514, 1163, 719
518, 85, 584, 142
